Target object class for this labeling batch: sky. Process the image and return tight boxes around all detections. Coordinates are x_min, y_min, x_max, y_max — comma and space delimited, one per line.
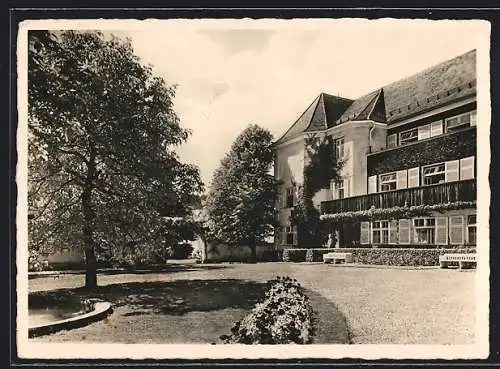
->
119, 19, 488, 188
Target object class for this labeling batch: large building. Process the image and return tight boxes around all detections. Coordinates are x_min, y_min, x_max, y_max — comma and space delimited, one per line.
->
273, 50, 477, 249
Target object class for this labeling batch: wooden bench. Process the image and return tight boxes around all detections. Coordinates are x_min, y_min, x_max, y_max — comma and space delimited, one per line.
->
439, 253, 477, 270
323, 252, 353, 264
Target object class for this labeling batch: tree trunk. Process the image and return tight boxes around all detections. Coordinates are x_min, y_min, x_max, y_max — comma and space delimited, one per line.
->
84, 244, 97, 289
82, 147, 97, 290
250, 242, 257, 263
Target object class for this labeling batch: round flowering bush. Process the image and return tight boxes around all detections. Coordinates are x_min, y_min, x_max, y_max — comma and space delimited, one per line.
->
221, 276, 315, 344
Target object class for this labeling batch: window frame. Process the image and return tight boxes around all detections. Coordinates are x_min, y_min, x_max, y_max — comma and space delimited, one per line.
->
379, 172, 397, 192
445, 110, 476, 133
399, 128, 418, 146
422, 163, 446, 186
413, 217, 436, 244
284, 225, 297, 245
285, 187, 295, 208
372, 220, 390, 244
336, 180, 345, 199
467, 214, 477, 245
335, 137, 345, 160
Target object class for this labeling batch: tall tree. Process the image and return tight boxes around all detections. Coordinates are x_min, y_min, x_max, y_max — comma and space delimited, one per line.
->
28, 31, 203, 288
205, 125, 277, 262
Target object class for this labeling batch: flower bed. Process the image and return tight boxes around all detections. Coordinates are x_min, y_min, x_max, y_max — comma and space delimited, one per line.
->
282, 247, 476, 266
220, 276, 315, 344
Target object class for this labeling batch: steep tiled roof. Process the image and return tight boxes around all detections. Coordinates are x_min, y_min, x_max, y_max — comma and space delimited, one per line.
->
275, 49, 476, 144
274, 93, 353, 145
338, 49, 477, 124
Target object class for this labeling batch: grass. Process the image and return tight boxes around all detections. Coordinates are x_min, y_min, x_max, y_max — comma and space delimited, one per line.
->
28, 262, 475, 344
29, 267, 349, 344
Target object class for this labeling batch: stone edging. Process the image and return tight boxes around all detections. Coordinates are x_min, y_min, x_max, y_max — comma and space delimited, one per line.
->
29, 301, 113, 338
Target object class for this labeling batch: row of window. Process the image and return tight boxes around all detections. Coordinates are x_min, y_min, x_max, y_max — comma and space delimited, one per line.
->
368, 156, 475, 193
387, 110, 476, 148
279, 214, 476, 246
361, 214, 476, 245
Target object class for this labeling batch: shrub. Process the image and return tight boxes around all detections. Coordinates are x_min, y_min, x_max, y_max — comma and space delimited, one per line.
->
282, 249, 308, 262
28, 249, 50, 272
171, 242, 194, 259
221, 276, 314, 344
260, 250, 282, 262
305, 248, 332, 262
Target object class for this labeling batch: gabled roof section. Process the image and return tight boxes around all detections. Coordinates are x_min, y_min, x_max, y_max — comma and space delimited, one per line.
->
337, 49, 476, 125
274, 93, 353, 145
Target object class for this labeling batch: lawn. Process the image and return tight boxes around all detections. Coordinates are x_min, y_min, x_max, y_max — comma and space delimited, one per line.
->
28, 262, 476, 344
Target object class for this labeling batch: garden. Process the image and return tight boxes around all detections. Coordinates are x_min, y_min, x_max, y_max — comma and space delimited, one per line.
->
29, 262, 475, 345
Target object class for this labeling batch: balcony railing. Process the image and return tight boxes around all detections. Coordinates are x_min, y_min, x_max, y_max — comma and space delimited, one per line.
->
320, 179, 476, 214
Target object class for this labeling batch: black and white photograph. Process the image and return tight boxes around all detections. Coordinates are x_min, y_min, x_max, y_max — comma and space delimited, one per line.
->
16, 17, 490, 360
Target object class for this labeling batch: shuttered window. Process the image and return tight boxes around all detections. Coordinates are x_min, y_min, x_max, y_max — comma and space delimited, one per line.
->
430, 121, 443, 137
449, 216, 465, 245
446, 110, 476, 132
379, 172, 397, 192
423, 163, 445, 185
413, 218, 436, 244
445, 160, 460, 182
389, 220, 399, 244
407, 167, 420, 188
368, 175, 377, 194
435, 217, 448, 245
396, 170, 407, 189
398, 219, 411, 244
387, 134, 397, 148
418, 124, 431, 140
460, 156, 475, 180
360, 221, 370, 245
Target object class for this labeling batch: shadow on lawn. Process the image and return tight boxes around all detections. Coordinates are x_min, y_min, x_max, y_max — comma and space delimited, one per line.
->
28, 264, 233, 280
98, 264, 233, 276
30, 279, 268, 317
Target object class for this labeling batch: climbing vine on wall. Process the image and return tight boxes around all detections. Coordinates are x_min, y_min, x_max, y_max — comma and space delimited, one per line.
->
320, 201, 477, 224
290, 134, 343, 247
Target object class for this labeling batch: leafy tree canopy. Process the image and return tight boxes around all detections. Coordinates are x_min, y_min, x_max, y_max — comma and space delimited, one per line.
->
204, 124, 278, 260
28, 31, 203, 286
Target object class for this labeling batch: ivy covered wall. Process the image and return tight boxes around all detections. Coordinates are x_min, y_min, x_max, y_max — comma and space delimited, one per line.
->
367, 127, 476, 176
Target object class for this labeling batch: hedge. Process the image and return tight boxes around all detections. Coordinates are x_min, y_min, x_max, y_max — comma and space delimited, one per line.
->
283, 247, 476, 266
282, 249, 308, 262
